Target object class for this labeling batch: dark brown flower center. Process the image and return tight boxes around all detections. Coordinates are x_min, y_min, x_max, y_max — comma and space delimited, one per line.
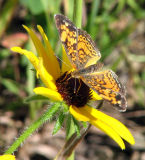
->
55, 72, 92, 107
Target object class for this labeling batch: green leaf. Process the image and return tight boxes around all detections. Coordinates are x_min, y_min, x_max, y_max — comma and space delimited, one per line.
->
24, 95, 49, 103
0, 0, 18, 38
42, 102, 61, 121
116, 0, 126, 13
0, 78, 20, 95
82, 121, 88, 128
130, 55, 145, 63
127, 0, 139, 10
20, 0, 46, 15
0, 49, 11, 58
62, 103, 69, 112
111, 55, 123, 71
52, 112, 65, 135
72, 117, 80, 137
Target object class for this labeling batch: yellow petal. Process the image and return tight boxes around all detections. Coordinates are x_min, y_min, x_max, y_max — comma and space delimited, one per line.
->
61, 46, 73, 73
70, 105, 126, 149
91, 90, 102, 100
11, 47, 39, 70
38, 58, 57, 90
69, 105, 95, 122
37, 25, 60, 79
33, 87, 63, 101
90, 119, 125, 149
11, 47, 56, 90
82, 105, 135, 145
0, 155, 15, 160
23, 25, 59, 78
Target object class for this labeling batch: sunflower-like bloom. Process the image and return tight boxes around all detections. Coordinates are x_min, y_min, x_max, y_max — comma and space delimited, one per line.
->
0, 155, 15, 160
11, 25, 135, 149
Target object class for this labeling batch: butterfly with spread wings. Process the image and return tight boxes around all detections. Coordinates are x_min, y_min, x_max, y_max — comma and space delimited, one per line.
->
55, 14, 127, 112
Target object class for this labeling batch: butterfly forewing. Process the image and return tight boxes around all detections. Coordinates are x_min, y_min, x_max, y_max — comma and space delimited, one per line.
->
55, 14, 78, 69
55, 14, 101, 70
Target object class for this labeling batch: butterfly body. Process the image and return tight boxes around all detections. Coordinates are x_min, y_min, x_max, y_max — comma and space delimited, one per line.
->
55, 14, 127, 112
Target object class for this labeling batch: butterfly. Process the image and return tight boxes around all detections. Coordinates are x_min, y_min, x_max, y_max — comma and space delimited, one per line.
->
54, 14, 127, 112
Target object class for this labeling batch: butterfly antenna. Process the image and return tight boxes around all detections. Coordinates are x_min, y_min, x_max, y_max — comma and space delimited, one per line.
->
55, 54, 72, 70
74, 78, 77, 93
76, 79, 81, 93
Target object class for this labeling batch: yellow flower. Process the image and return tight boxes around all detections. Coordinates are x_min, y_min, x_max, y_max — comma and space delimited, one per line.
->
0, 155, 15, 160
11, 25, 135, 149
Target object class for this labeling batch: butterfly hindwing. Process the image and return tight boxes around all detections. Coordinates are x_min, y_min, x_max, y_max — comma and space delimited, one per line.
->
81, 69, 127, 111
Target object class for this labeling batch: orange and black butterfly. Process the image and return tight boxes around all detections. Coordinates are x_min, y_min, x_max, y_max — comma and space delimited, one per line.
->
55, 14, 127, 112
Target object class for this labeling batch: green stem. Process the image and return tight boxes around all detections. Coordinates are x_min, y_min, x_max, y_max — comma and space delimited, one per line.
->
66, 115, 75, 160
87, 0, 100, 36
73, 0, 83, 28
4, 103, 60, 154
25, 39, 37, 119
27, 61, 36, 119
65, 1, 83, 160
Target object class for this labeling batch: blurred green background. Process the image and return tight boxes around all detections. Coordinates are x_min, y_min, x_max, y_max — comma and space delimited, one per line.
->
0, 0, 145, 159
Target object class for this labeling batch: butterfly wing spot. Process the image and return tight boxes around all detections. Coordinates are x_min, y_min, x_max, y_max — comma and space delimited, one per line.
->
60, 30, 67, 42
